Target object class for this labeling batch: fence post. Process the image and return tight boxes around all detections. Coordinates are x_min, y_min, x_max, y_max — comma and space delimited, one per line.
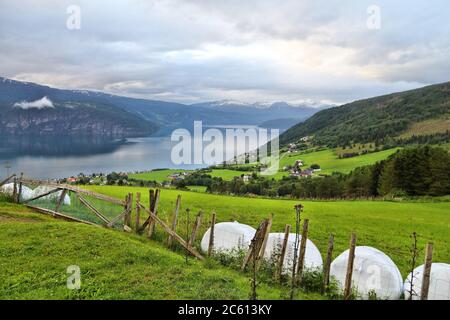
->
127, 193, 133, 228
241, 219, 269, 271
135, 192, 141, 233
123, 194, 129, 227
420, 243, 433, 300
258, 214, 273, 259
189, 211, 203, 248
149, 189, 155, 209
322, 233, 334, 294
208, 212, 216, 256
296, 219, 309, 285
55, 189, 67, 212
276, 224, 291, 282
168, 195, 181, 247
12, 177, 18, 203
17, 173, 23, 204
344, 233, 357, 300
148, 189, 160, 238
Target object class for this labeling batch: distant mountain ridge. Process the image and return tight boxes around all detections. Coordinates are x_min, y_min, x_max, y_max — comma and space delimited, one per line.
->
280, 82, 450, 147
0, 77, 327, 137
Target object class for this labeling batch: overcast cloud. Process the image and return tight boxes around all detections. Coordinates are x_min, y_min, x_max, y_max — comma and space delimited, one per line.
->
0, 0, 449, 104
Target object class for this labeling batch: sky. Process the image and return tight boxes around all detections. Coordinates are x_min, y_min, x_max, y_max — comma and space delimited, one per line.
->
0, 0, 449, 105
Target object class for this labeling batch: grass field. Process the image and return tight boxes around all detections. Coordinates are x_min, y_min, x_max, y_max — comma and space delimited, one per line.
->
1, 200, 316, 299
130, 169, 253, 182
129, 169, 189, 183
398, 117, 450, 138
207, 169, 252, 180
128, 148, 401, 183
84, 186, 450, 276
186, 185, 208, 192
279, 148, 401, 175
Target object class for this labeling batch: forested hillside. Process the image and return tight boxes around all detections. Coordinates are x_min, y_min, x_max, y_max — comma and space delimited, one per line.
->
280, 82, 450, 147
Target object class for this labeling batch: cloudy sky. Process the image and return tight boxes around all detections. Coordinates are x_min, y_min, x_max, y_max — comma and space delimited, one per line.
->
0, 0, 449, 104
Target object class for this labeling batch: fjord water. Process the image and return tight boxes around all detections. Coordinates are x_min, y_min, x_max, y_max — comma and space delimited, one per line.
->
0, 136, 203, 179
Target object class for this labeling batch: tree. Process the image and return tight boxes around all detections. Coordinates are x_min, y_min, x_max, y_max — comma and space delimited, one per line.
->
310, 164, 321, 170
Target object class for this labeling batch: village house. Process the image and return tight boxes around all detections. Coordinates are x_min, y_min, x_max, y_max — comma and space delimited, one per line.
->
169, 172, 189, 181
287, 143, 297, 153
300, 169, 314, 177
294, 160, 303, 167
300, 136, 310, 142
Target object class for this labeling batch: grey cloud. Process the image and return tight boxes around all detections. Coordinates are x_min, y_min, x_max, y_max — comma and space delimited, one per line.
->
0, 0, 448, 104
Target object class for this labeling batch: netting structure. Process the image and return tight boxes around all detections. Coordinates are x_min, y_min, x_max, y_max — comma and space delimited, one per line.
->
330, 246, 403, 300
32, 186, 71, 205
404, 263, 450, 300
263, 233, 323, 274
1, 183, 34, 201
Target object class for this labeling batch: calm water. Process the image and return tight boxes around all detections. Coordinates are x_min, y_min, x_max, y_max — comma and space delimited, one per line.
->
0, 136, 203, 179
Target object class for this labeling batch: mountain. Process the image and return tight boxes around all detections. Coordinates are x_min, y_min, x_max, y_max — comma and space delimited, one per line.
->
0, 78, 158, 138
191, 100, 328, 128
258, 118, 302, 132
0, 77, 326, 137
280, 82, 450, 147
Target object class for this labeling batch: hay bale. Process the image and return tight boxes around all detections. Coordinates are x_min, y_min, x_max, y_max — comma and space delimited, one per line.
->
263, 233, 323, 274
200, 221, 256, 254
330, 246, 403, 300
0, 183, 34, 201
404, 263, 450, 300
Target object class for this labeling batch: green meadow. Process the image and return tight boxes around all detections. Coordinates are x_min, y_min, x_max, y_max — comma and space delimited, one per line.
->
129, 148, 401, 183
130, 168, 253, 182
1, 185, 449, 299
84, 185, 450, 276
207, 169, 252, 180
279, 148, 401, 175
129, 169, 189, 183
0, 201, 312, 299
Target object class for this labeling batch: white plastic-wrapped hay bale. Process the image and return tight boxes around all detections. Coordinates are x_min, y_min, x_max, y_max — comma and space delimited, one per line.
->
264, 233, 323, 274
404, 263, 450, 300
200, 221, 256, 254
330, 246, 403, 300
0, 183, 34, 201
19, 185, 34, 201
32, 186, 71, 206
0, 182, 15, 195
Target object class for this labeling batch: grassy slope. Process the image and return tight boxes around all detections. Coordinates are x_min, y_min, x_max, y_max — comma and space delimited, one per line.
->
128, 148, 401, 182
397, 117, 450, 138
280, 81, 450, 146
130, 169, 254, 182
85, 186, 450, 276
129, 169, 188, 183
208, 169, 252, 180
0, 201, 314, 300
279, 148, 401, 175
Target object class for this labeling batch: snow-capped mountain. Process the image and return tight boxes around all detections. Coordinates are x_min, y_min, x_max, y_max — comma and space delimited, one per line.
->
0, 76, 328, 136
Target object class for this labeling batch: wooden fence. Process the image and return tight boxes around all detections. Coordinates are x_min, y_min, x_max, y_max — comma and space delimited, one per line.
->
1, 176, 437, 300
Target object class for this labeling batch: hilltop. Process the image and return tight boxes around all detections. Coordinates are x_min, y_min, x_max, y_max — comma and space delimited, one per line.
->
280, 82, 450, 147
